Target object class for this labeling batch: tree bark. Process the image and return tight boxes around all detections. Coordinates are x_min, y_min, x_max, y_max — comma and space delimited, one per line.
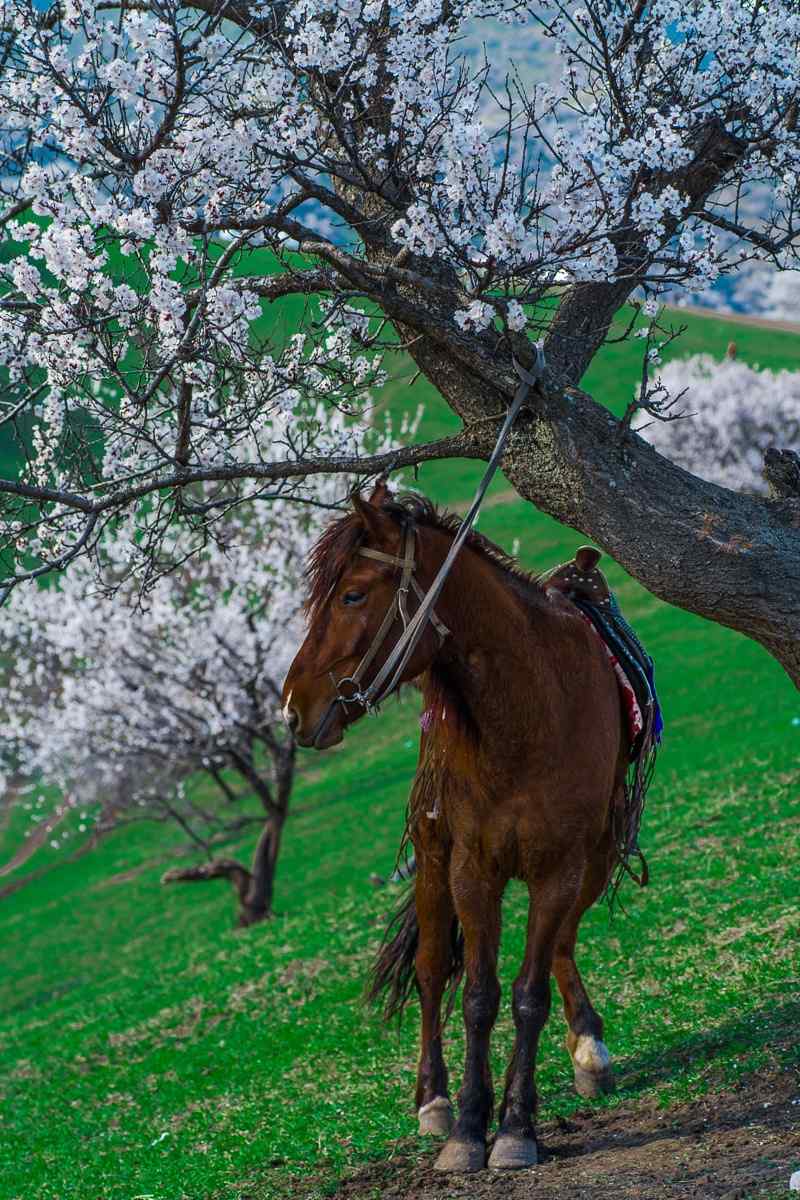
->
160, 810, 285, 926
763, 449, 800, 501
241, 811, 285, 924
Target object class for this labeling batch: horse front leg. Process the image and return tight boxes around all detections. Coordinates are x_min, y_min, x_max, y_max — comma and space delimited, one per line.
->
434, 861, 501, 1174
489, 867, 583, 1171
414, 845, 456, 1137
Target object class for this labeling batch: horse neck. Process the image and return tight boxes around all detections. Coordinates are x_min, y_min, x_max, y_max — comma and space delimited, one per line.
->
419, 528, 550, 755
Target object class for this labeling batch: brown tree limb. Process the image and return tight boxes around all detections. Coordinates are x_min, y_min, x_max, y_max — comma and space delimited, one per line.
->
0, 432, 475, 516
387, 315, 800, 688
161, 811, 285, 925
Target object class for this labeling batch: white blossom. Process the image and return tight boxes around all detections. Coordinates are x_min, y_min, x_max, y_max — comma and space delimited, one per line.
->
454, 300, 495, 332
637, 354, 800, 494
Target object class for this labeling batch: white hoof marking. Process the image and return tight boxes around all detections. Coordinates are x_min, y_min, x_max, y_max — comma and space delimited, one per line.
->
418, 1096, 453, 1137
572, 1034, 611, 1073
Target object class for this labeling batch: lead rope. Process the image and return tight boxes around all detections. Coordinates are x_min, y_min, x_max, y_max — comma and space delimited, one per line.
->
360, 345, 546, 710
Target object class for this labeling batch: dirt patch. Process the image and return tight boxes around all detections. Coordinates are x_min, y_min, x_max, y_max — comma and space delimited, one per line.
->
327, 1069, 800, 1200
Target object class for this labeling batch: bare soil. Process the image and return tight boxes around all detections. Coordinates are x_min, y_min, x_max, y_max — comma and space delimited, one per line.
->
328, 1069, 800, 1200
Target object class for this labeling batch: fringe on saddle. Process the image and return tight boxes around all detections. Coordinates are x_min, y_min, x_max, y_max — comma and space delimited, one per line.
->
540, 547, 664, 897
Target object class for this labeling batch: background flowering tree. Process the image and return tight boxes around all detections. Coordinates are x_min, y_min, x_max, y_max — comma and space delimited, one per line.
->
733, 267, 800, 322
0, 409, 402, 923
1, 0, 800, 679
639, 353, 800, 497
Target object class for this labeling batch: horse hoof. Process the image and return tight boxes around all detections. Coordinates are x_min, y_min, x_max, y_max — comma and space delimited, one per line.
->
569, 1034, 615, 1099
487, 1133, 538, 1171
574, 1063, 615, 1099
433, 1137, 486, 1173
418, 1096, 454, 1137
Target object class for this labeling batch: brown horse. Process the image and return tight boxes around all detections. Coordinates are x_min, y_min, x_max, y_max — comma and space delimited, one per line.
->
282, 485, 632, 1173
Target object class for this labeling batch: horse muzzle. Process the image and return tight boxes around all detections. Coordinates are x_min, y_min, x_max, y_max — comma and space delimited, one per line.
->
293, 700, 344, 751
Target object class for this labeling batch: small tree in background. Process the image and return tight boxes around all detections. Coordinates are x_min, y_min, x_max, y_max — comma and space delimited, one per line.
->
0, 406, 405, 923
638, 355, 800, 497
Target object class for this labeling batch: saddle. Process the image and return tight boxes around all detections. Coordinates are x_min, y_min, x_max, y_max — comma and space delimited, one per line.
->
540, 545, 612, 609
540, 547, 663, 760
540, 547, 662, 890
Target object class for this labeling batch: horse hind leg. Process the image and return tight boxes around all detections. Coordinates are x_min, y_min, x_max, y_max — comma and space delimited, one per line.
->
414, 849, 457, 1138
552, 849, 615, 1100
368, 841, 456, 1137
415, 939, 457, 1136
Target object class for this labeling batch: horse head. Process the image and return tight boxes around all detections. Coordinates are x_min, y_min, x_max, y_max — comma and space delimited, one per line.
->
282, 484, 445, 749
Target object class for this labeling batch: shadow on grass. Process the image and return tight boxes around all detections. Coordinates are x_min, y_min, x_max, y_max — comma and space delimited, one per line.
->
617, 996, 800, 1097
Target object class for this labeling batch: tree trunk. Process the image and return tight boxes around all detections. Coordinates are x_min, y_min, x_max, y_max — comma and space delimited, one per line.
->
161, 739, 296, 925
237, 810, 285, 925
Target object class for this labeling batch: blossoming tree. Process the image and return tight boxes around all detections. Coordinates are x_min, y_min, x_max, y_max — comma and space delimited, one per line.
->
1, 0, 800, 680
0, 408, 401, 923
639, 354, 800, 497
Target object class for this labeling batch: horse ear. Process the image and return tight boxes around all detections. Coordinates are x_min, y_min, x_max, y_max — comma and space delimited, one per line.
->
367, 478, 390, 508
351, 488, 393, 539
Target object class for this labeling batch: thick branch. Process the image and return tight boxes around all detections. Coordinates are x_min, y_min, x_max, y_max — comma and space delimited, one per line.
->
0, 433, 474, 517
400, 330, 800, 688
162, 858, 252, 894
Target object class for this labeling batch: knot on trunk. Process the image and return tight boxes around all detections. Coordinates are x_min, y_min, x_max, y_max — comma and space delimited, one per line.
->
762, 447, 800, 500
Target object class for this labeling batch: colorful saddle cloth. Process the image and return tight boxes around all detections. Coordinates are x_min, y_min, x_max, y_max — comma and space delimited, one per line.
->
540, 547, 663, 888
539, 547, 663, 758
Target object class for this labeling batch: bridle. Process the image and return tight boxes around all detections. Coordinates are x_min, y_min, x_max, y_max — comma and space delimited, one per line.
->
328, 523, 450, 717
308, 347, 546, 743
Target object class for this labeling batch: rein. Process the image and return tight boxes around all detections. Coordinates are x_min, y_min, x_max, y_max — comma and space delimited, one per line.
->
328, 524, 450, 712
322, 347, 546, 727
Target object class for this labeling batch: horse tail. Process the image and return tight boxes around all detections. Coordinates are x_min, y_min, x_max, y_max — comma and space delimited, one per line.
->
367, 884, 464, 1022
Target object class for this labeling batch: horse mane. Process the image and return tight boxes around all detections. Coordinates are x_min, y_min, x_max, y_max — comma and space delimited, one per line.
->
305, 491, 546, 618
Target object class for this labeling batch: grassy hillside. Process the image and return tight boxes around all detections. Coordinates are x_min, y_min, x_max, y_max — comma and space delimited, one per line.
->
0, 311, 799, 1200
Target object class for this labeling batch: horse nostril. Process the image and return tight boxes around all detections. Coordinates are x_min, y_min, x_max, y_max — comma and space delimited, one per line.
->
285, 706, 300, 733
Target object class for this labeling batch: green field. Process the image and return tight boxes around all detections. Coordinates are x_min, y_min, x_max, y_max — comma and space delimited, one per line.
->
0, 308, 799, 1200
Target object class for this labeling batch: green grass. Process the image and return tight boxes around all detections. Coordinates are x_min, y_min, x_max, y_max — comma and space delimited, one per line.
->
1, 311, 799, 1200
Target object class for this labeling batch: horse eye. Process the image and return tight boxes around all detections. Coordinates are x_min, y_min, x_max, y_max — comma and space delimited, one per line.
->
342, 590, 366, 606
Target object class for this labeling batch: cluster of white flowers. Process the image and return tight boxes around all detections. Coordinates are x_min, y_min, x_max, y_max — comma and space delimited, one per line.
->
454, 300, 495, 332
637, 354, 800, 494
